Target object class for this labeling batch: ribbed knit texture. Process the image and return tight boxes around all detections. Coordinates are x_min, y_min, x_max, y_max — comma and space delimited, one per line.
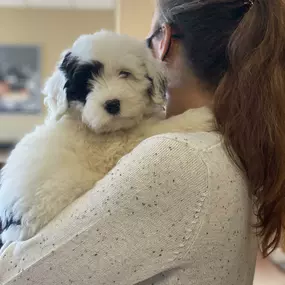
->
0, 132, 257, 285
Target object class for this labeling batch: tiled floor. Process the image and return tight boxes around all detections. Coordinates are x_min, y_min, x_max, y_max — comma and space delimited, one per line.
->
254, 252, 285, 285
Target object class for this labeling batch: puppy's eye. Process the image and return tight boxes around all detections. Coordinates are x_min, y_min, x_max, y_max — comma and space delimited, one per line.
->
119, 71, 132, 79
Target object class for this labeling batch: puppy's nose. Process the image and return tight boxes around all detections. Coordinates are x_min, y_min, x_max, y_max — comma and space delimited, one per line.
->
104, 99, 120, 115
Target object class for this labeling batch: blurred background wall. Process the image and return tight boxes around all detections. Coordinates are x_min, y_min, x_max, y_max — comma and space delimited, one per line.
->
116, 0, 154, 39
0, 7, 114, 144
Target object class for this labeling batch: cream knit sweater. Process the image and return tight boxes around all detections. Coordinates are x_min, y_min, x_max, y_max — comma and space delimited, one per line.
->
0, 113, 257, 284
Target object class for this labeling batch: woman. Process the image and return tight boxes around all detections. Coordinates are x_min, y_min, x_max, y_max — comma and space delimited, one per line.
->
1, 0, 285, 284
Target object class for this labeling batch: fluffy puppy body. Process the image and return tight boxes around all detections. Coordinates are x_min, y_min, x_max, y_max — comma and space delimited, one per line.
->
0, 31, 213, 245
0, 114, 161, 244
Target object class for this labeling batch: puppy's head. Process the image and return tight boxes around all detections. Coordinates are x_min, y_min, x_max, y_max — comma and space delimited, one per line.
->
44, 31, 166, 133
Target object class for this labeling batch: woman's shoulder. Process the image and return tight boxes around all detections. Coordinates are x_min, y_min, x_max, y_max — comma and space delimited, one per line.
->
133, 131, 242, 183
138, 131, 224, 159
148, 131, 222, 150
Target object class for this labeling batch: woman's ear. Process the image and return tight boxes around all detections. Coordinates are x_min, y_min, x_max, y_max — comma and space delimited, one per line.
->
159, 24, 172, 61
156, 24, 173, 61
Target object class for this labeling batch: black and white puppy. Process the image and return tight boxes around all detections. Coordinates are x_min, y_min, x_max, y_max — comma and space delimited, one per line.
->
0, 31, 213, 246
45, 31, 166, 131
0, 30, 167, 245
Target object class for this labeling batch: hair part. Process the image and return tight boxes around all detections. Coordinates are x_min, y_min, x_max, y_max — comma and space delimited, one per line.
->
157, 0, 285, 256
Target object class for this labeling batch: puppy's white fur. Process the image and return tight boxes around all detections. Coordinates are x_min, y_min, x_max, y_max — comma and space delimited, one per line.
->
0, 31, 214, 245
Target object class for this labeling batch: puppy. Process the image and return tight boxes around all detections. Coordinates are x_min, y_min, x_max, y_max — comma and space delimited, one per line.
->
0, 31, 213, 246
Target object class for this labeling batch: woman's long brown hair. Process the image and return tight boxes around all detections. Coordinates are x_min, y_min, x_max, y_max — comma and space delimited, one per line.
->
214, 0, 285, 255
158, 0, 285, 255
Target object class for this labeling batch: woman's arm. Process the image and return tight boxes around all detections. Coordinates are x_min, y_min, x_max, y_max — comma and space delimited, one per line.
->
0, 134, 209, 285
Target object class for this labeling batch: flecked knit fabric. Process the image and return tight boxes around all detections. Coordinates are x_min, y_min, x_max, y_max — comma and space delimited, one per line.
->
0, 131, 257, 285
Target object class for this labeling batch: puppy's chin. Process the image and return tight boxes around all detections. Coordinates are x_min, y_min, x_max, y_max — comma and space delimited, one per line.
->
83, 115, 142, 134
81, 100, 146, 133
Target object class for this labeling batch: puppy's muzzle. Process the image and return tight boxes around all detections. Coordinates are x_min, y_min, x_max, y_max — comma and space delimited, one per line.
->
104, 99, 120, 115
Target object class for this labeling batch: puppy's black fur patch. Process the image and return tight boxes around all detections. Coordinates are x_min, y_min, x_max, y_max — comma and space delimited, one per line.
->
0, 215, 21, 248
145, 75, 167, 100
146, 75, 154, 98
60, 52, 78, 81
1, 216, 21, 232
60, 52, 104, 104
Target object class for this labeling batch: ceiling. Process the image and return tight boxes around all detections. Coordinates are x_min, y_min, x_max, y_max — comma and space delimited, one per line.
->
0, 0, 116, 10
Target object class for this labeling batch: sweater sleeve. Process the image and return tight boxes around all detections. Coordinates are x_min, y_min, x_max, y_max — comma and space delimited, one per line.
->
0, 135, 210, 285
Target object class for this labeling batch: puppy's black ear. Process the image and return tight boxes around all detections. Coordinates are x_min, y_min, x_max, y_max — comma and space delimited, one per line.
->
60, 52, 77, 105
60, 52, 79, 85
59, 52, 87, 104
145, 75, 167, 103
144, 51, 167, 105
61, 57, 104, 105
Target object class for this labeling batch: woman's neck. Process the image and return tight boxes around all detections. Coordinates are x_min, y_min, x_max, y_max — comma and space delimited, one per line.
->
165, 80, 213, 118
